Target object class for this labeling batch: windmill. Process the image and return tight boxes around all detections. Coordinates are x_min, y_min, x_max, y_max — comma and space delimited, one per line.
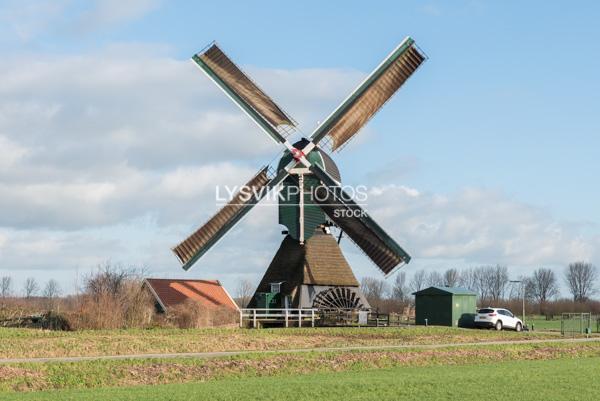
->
172, 38, 426, 310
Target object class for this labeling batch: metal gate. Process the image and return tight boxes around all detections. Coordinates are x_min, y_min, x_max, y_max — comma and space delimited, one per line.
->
561, 313, 592, 337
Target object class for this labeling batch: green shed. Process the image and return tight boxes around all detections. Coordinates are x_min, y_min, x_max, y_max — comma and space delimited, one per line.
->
413, 286, 477, 327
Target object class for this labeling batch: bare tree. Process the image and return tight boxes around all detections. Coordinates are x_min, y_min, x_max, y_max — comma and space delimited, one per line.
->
1, 276, 12, 298
469, 265, 508, 302
24, 277, 39, 298
391, 272, 408, 301
85, 262, 136, 298
488, 265, 509, 302
459, 268, 478, 292
565, 262, 598, 302
235, 279, 254, 308
361, 277, 389, 307
43, 279, 61, 299
526, 268, 558, 305
76, 262, 152, 329
443, 268, 460, 287
426, 271, 444, 287
409, 270, 427, 293
473, 267, 490, 300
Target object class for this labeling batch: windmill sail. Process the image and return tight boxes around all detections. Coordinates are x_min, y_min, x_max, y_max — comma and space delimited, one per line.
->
172, 167, 272, 270
193, 44, 295, 144
177, 39, 424, 275
310, 37, 426, 151
310, 164, 411, 275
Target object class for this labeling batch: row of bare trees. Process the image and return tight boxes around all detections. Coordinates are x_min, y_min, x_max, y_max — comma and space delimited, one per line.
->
0, 263, 154, 329
70, 263, 154, 329
360, 262, 598, 311
401, 265, 512, 301
2, 262, 245, 330
0, 276, 62, 299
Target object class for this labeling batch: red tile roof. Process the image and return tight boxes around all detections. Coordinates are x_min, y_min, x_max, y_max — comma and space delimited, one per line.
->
144, 278, 239, 312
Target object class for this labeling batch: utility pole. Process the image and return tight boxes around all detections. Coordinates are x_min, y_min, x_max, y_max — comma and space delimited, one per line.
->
509, 280, 525, 326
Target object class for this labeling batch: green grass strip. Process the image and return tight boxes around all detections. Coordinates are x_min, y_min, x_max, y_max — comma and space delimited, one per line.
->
4, 357, 600, 401
1, 341, 599, 393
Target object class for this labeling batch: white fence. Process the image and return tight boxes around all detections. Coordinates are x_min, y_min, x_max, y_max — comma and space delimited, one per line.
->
239, 308, 317, 328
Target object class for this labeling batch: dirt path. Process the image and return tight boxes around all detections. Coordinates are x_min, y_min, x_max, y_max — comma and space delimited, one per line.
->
1, 336, 598, 364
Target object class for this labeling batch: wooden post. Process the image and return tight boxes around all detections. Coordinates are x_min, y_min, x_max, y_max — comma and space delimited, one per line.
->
239, 309, 243, 328
298, 173, 304, 244
253, 309, 257, 329
285, 309, 289, 328
298, 309, 302, 328
311, 309, 315, 327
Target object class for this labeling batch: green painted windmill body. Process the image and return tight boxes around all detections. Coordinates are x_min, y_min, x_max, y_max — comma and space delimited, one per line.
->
277, 139, 341, 242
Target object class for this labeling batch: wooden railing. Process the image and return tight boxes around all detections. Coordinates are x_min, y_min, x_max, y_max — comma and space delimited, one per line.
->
240, 308, 317, 328
239, 308, 415, 329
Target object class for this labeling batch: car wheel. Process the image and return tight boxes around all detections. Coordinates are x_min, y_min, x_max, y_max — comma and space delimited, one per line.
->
515, 322, 522, 332
495, 321, 503, 331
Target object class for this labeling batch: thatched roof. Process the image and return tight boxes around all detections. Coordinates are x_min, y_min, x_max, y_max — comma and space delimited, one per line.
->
249, 231, 359, 307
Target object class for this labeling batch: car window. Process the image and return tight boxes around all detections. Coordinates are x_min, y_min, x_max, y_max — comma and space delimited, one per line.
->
506, 310, 514, 317
478, 308, 494, 314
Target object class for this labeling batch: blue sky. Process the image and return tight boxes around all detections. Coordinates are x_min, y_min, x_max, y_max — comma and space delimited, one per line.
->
0, 0, 598, 296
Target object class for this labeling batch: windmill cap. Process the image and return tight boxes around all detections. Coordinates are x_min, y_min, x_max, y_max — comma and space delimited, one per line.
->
277, 139, 341, 182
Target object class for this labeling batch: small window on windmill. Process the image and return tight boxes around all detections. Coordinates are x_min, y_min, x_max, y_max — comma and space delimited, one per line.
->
270, 282, 283, 294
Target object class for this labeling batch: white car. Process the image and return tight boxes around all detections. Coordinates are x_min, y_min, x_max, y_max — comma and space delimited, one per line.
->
474, 308, 523, 331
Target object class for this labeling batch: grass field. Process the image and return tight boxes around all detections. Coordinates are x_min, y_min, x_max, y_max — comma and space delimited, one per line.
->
4, 356, 600, 400
1, 340, 599, 392
0, 326, 557, 359
527, 317, 562, 331
0, 326, 596, 399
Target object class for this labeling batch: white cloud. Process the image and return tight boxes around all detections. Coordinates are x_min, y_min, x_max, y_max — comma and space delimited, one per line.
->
365, 185, 599, 266
0, 46, 363, 231
159, 163, 257, 200
0, 0, 68, 42
0, 135, 30, 169
0, 43, 598, 295
251, 67, 365, 128
0, 0, 162, 42
79, 0, 161, 30
0, 227, 126, 273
